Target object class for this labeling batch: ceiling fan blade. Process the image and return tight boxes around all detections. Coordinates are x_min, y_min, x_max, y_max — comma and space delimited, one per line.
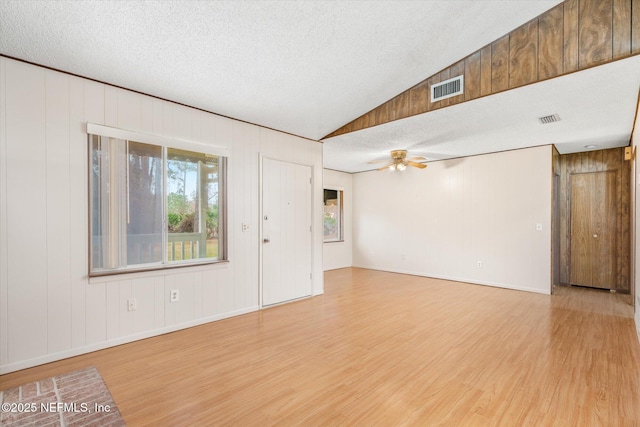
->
377, 163, 394, 171
406, 161, 427, 169
406, 156, 427, 161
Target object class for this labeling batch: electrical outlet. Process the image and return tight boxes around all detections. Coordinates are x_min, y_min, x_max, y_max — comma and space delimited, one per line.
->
170, 289, 179, 303
242, 223, 250, 232
476, 261, 483, 268
127, 298, 137, 311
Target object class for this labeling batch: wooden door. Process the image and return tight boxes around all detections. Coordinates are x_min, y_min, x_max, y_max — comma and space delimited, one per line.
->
262, 158, 312, 306
569, 171, 616, 289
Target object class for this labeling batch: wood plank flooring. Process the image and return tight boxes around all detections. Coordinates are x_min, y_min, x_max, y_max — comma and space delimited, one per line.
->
2, 267, 639, 425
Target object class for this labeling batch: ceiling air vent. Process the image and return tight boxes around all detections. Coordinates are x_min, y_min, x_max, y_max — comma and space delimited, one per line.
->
431, 75, 464, 102
538, 114, 561, 124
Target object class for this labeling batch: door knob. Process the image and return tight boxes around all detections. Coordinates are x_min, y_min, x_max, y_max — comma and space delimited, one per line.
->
263, 238, 270, 243
593, 234, 598, 238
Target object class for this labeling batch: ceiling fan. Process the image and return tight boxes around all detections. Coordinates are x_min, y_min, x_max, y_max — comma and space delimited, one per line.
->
368, 150, 427, 171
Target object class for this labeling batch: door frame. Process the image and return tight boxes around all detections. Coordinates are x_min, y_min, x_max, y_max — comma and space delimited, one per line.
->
258, 154, 314, 308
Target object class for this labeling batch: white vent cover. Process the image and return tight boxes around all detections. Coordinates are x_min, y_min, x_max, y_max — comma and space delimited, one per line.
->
538, 114, 561, 124
431, 75, 464, 102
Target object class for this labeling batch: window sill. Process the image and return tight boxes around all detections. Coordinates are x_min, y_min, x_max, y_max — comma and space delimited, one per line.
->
323, 240, 345, 244
88, 259, 230, 284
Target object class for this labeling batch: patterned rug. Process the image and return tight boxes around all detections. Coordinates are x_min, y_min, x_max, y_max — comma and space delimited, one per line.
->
0, 366, 125, 426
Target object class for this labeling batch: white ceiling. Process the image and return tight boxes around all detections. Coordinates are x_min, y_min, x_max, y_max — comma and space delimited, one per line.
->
2, 0, 637, 174
325, 55, 640, 172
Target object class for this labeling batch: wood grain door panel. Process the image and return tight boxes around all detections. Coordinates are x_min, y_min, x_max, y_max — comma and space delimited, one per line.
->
569, 171, 616, 289
570, 173, 591, 286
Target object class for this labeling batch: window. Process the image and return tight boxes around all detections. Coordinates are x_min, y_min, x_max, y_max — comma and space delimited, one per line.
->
323, 188, 343, 242
89, 131, 226, 275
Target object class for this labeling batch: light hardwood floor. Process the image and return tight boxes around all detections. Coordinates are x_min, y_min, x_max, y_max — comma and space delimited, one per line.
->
2, 268, 639, 425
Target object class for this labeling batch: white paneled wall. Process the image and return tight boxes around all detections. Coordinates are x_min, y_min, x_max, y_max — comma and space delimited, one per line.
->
352, 146, 552, 294
323, 169, 353, 270
0, 58, 7, 368
0, 58, 323, 374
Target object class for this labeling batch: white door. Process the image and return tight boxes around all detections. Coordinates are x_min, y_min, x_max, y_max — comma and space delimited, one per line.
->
262, 158, 312, 306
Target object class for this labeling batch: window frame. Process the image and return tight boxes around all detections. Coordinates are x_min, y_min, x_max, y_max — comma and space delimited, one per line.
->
323, 187, 344, 243
87, 123, 229, 277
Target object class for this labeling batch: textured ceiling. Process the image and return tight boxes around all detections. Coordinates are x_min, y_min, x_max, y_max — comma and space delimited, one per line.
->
4, 0, 633, 174
0, 0, 561, 143
324, 55, 640, 173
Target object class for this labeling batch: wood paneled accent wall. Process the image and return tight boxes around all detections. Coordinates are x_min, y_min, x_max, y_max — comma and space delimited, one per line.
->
552, 146, 561, 289
558, 147, 631, 291
325, 0, 640, 139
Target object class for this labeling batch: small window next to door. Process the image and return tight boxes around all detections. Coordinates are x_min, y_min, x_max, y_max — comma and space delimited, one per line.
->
323, 188, 343, 242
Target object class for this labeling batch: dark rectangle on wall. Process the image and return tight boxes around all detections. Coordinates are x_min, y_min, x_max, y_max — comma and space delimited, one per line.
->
491, 35, 510, 93
578, 0, 613, 68
509, 19, 539, 88
539, 4, 565, 80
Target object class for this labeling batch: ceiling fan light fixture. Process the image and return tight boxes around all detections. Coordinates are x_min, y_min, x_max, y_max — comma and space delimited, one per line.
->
374, 150, 427, 172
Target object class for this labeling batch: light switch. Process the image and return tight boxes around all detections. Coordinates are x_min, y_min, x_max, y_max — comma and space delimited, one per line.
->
536, 223, 543, 231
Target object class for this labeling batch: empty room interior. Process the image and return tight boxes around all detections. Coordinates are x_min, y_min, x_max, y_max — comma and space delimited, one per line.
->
1, 0, 640, 425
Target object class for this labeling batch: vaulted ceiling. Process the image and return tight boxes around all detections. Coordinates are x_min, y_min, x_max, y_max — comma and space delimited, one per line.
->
1, 1, 638, 173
